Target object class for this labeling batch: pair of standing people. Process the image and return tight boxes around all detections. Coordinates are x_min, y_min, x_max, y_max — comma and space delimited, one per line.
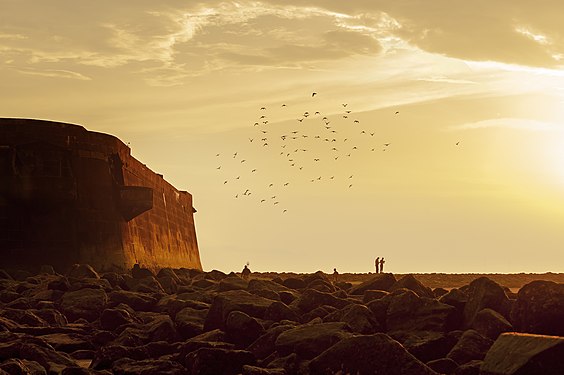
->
375, 257, 385, 273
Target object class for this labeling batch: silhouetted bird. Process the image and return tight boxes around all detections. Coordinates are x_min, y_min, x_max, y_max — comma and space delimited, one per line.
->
216, 153, 220, 156
241, 159, 246, 163
249, 138, 254, 142
395, 111, 399, 114
456, 141, 460, 145
298, 118, 304, 122
217, 166, 221, 170
254, 122, 259, 126
384, 143, 390, 146
224, 180, 228, 184
342, 103, 348, 107
260, 115, 266, 119
354, 120, 359, 123
282, 104, 286, 107
312, 92, 317, 97
260, 107, 266, 110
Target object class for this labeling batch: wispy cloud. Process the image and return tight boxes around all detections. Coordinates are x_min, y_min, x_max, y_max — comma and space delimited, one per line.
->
448, 118, 560, 131
13, 67, 91, 80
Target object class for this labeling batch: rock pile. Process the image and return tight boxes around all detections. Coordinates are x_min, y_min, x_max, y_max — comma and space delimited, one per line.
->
0, 267, 562, 374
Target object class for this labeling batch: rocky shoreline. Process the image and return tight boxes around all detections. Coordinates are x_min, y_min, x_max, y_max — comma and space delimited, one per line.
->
0, 265, 562, 374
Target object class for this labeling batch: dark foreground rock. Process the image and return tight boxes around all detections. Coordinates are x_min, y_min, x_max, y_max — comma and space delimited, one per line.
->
481, 332, 564, 375
0, 266, 562, 374
309, 333, 439, 374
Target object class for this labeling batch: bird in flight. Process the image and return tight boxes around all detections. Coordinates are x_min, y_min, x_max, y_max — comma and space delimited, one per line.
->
216, 153, 220, 157
260, 107, 266, 110
260, 115, 266, 119
456, 141, 460, 146
241, 159, 246, 163
312, 92, 317, 97
384, 143, 390, 146
345, 110, 352, 114
224, 180, 228, 184
251, 169, 257, 173
233, 152, 237, 158
349, 184, 353, 188
282, 104, 286, 107
354, 120, 359, 123
216, 166, 221, 170
298, 118, 304, 122
283, 209, 287, 213
249, 138, 254, 142
314, 158, 320, 161
342, 103, 348, 107
261, 199, 266, 203
254, 122, 259, 126
284, 182, 289, 186
395, 111, 399, 115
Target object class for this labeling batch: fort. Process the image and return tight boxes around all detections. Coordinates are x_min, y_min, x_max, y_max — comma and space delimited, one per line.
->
0, 118, 202, 273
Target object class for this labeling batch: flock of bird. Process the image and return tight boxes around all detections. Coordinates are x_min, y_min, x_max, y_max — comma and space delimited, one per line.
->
215, 93, 460, 214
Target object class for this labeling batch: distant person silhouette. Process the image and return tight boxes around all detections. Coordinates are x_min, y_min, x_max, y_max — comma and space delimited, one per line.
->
380, 258, 385, 273
375, 257, 380, 273
241, 265, 251, 280
333, 268, 339, 283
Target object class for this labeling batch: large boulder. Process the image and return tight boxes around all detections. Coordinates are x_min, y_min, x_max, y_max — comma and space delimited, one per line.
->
225, 311, 264, 348
174, 307, 207, 340
481, 332, 564, 375
112, 358, 186, 375
185, 348, 256, 375
309, 333, 439, 374
462, 277, 510, 328
391, 330, 460, 363
510, 281, 564, 336
218, 277, 249, 292
204, 290, 274, 331
108, 290, 157, 312
274, 322, 353, 359
446, 329, 493, 365
59, 288, 107, 322
66, 264, 100, 280
349, 273, 397, 295
386, 290, 455, 333
0, 359, 47, 375
295, 289, 351, 313
390, 274, 434, 298
470, 308, 512, 340
247, 324, 296, 360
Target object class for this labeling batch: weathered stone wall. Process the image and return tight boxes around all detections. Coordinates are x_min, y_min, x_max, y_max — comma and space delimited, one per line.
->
0, 118, 202, 272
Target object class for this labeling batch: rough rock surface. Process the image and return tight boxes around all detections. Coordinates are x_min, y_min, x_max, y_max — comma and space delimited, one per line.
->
0, 266, 561, 374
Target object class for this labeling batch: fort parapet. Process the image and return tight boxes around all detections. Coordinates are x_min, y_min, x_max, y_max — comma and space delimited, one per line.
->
0, 118, 202, 272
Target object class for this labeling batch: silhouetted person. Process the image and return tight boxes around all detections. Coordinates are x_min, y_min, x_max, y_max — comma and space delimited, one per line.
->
380, 258, 385, 273
241, 265, 251, 280
375, 257, 380, 273
333, 268, 339, 283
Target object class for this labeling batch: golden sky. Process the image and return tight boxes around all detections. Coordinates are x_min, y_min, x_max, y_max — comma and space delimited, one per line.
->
2, 1, 564, 273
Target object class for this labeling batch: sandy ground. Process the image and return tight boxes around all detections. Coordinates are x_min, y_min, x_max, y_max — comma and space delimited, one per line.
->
250, 272, 564, 291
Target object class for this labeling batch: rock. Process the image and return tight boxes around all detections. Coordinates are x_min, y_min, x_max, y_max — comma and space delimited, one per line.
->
386, 289, 456, 333
174, 307, 207, 340
446, 329, 493, 365
306, 279, 335, 293
247, 324, 295, 360
34, 309, 68, 327
348, 273, 397, 295
248, 279, 292, 294
185, 348, 256, 375
434, 287, 449, 298
302, 271, 329, 286
264, 302, 299, 323
218, 277, 249, 292
439, 288, 468, 329
278, 291, 297, 306
0, 270, 13, 280
47, 276, 71, 292
470, 308, 512, 340
156, 268, 181, 284
125, 276, 164, 294
156, 294, 209, 317
18, 341, 79, 374
300, 305, 337, 323
38, 333, 93, 353
281, 278, 305, 290
426, 357, 458, 374
67, 264, 100, 280
0, 309, 48, 327
309, 333, 439, 374
204, 290, 274, 331
108, 290, 157, 312
454, 359, 482, 375
204, 269, 228, 281
112, 358, 186, 375
225, 311, 265, 348
101, 272, 125, 289
145, 315, 179, 343
131, 265, 154, 279
480, 332, 564, 375
510, 280, 564, 336
39, 265, 56, 275
390, 274, 435, 298
336, 304, 380, 334
274, 322, 353, 359
462, 277, 510, 328
157, 276, 178, 294
100, 308, 137, 331
391, 331, 459, 363
60, 289, 108, 322
362, 289, 389, 303
91, 345, 148, 370
335, 281, 352, 291
250, 288, 280, 301
0, 359, 47, 375
242, 365, 286, 375
191, 279, 217, 289
295, 289, 351, 312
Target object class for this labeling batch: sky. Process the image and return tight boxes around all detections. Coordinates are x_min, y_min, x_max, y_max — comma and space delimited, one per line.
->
2, 1, 564, 273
